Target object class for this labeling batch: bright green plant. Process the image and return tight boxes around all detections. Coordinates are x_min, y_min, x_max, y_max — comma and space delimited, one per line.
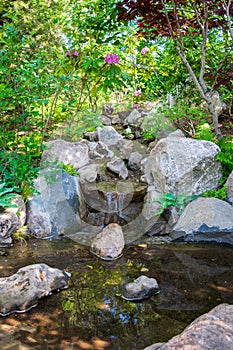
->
0, 150, 40, 199
61, 163, 79, 176
195, 122, 216, 142
202, 185, 227, 200
155, 192, 198, 215
216, 136, 233, 180
0, 183, 17, 211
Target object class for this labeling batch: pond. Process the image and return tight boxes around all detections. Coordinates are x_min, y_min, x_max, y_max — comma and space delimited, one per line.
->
0, 238, 233, 350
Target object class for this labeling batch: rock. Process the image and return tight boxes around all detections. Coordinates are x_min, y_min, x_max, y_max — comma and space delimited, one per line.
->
41, 140, 90, 170
124, 108, 142, 125
171, 197, 233, 245
9, 194, 26, 226
121, 275, 159, 301
90, 223, 124, 260
144, 136, 222, 196
118, 110, 131, 123
128, 151, 143, 171
88, 141, 114, 159
143, 303, 233, 350
115, 139, 135, 159
97, 126, 122, 146
0, 194, 26, 247
79, 164, 100, 184
0, 263, 70, 316
0, 211, 21, 247
226, 170, 233, 204
102, 103, 114, 117
99, 115, 112, 126
27, 171, 85, 238
84, 131, 98, 141
106, 157, 128, 179
111, 114, 121, 124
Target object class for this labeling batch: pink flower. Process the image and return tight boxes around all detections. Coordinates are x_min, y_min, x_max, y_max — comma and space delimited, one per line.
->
133, 103, 141, 109
141, 47, 149, 54
104, 53, 119, 64
134, 90, 141, 96
65, 50, 79, 58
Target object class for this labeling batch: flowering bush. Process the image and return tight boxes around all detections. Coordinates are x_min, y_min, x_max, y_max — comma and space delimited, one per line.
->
141, 47, 149, 54
134, 89, 141, 96
66, 50, 79, 59
104, 53, 119, 64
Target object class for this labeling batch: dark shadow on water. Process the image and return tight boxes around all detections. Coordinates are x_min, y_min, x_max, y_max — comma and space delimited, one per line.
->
0, 238, 233, 350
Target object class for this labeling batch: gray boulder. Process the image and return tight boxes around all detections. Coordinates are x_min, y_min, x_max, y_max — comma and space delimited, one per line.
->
143, 303, 233, 350
128, 151, 143, 171
106, 157, 128, 180
0, 194, 26, 247
90, 223, 124, 260
79, 164, 100, 184
171, 197, 233, 245
0, 263, 70, 316
88, 141, 114, 159
41, 140, 90, 170
27, 171, 85, 238
143, 136, 222, 196
97, 126, 122, 146
124, 108, 142, 125
122, 275, 159, 301
226, 170, 233, 204
0, 211, 21, 247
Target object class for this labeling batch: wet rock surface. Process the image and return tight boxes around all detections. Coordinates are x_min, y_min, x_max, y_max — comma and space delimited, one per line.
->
0, 263, 70, 316
144, 303, 233, 350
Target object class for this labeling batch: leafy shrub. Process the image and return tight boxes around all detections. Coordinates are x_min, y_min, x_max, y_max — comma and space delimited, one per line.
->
195, 122, 216, 142
216, 136, 233, 180
202, 185, 227, 200
155, 192, 198, 215
0, 150, 40, 200
0, 183, 18, 211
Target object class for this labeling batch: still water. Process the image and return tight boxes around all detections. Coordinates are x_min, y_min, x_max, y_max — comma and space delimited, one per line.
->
0, 238, 233, 350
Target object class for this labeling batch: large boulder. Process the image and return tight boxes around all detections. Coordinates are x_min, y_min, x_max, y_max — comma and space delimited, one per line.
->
27, 171, 86, 238
226, 170, 233, 204
0, 263, 70, 316
171, 197, 233, 245
143, 136, 222, 196
143, 303, 233, 350
41, 140, 90, 170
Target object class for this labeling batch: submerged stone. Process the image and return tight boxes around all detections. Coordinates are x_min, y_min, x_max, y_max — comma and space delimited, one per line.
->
122, 275, 159, 301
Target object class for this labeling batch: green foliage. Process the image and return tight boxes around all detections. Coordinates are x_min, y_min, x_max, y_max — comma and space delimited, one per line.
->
12, 226, 30, 245
202, 185, 227, 200
60, 163, 79, 176
155, 192, 198, 215
142, 102, 209, 138
0, 183, 17, 211
195, 123, 216, 142
0, 150, 40, 199
216, 136, 233, 180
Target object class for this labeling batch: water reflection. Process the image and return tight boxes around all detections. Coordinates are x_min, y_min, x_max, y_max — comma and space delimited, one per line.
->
0, 238, 232, 349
